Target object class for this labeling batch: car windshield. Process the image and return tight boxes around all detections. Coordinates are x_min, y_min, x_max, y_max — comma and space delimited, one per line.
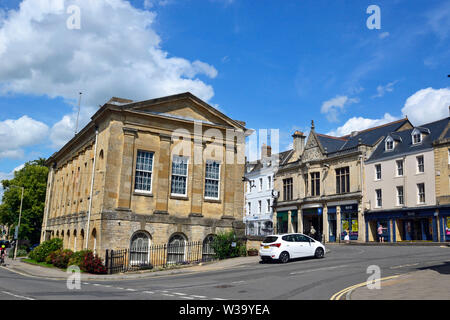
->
262, 236, 278, 244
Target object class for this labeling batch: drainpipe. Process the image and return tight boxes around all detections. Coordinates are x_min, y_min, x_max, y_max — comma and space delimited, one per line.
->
85, 126, 99, 250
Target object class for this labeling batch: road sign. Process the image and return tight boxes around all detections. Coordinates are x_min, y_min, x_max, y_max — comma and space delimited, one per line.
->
14, 226, 18, 239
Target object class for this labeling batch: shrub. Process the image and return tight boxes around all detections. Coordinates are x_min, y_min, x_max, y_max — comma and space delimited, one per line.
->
8, 248, 27, 258
211, 231, 246, 260
68, 250, 92, 268
82, 251, 107, 274
51, 249, 74, 269
28, 238, 63, 262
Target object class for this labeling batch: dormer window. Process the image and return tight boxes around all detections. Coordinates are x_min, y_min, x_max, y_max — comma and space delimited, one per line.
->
411, 128, 426, 145
385, 137, 394, 151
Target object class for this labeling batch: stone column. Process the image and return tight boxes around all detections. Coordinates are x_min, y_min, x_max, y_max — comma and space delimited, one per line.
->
336, 205, 341, 242
323, 205, 329, 243
155, 134, 172, 214
222, 144, 235, 218
287, 210, 292, 233
298, 207, 303, 233
358, 200, 365, 242
116, 128, 137, 209
273, 210, 278, 234
190, 139, 204, 217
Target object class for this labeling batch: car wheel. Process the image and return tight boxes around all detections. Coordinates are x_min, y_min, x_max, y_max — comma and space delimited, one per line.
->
279, 251, 290, 263
314, 247, 324, 259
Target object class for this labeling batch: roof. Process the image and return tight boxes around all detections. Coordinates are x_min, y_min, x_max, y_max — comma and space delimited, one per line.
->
246, 149, 294, 174
366, 117, 449, 162
314, 118, 411, 155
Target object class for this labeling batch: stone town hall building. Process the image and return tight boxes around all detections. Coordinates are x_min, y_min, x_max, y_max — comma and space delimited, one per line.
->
41, 92, 249, 257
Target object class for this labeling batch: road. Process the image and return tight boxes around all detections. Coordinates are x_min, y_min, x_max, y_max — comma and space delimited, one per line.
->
0, 245, 449, 300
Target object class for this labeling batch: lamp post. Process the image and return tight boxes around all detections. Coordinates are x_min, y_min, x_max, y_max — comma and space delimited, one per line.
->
9, 185, 24, 260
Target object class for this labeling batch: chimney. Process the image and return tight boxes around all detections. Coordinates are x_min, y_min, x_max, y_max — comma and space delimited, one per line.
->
292, 131, 306, 156
261, 143, 272, 158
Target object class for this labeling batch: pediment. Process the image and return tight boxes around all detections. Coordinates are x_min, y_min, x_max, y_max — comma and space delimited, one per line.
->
127, 93, 244, 129
302, 132, 325, 162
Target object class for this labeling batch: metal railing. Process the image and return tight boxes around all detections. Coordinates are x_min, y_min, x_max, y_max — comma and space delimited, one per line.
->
105, 241, 216, 274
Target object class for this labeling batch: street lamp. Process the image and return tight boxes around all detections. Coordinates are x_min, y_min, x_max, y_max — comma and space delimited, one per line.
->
9, 185, 24, 260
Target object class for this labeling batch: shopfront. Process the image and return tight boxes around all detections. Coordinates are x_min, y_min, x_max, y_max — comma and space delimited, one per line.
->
276, 211, 289, 234
439, 209, 450, 242
340, 204, 359, 241
328, 206, 337, 242
302, 207, 323, 241
365, 209, 438, 242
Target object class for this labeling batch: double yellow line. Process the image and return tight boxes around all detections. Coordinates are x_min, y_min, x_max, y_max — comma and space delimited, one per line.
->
330, 275, 400, 300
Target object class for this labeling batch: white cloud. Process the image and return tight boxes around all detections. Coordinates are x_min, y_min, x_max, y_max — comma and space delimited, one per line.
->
379, 32, 390, 39
0, 0, 218, 148
372, 81, 398, 98
401, 87, 450, 125
327, 113, 399, 137
0, 116, 49, 159
321, 95, 359, 123
0, 164, 25, 203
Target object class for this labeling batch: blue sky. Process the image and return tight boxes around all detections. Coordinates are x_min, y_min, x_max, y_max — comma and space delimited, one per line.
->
0, 0, 449, 192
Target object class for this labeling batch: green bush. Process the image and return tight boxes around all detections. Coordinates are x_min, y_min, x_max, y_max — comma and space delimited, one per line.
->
8, 248, 27, 258
211, 231, 246, 260
28, 238, 63, 262
68, 250, 92, 268
51, 249, 74, 269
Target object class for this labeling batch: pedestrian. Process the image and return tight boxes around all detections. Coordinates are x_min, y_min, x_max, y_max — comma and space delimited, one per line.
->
0, 245, 6, 265
344, 229, 350, 243
310, 225, 317, 240
377, 224, 385, 243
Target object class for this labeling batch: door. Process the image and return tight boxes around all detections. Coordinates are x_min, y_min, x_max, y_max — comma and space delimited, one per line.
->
329, 220, 336, 242
293, 234, 315, 257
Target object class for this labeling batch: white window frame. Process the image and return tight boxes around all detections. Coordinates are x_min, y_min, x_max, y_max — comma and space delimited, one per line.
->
134, 150, 155, 194
375, 189, 382, 208
417, 183, 425, 204
412, 129, 422, 145
396, 186, 404, 206
375, 164, 382, 180
416, 155, 424, 173
170, 155, 189, 197
204, 160, 221, 200
396, 160, 404, 177
385, 137, 394, 151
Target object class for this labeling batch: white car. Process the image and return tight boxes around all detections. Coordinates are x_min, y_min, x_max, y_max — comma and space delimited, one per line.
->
259, 233, 326, 263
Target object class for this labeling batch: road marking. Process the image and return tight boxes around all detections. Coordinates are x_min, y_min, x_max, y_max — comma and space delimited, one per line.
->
173, 292, 187, 296
143, 291, 154, 294
162, 293, 175, 297
180, 296, 194, 299
390, 263, 419, 269
290, 265, 349, 275
2, 291, 35, 300
126, 288, 136, 291
231, 281, 245, 284
330, 275, 400, 300
191, 295, 207, 298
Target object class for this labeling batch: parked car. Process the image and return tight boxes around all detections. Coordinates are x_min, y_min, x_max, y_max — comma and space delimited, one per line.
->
259, 233, 326, 263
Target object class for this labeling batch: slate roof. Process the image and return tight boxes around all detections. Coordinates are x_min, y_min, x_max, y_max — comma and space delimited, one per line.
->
366, 117, 449, 163
315, 118, 411, 155
246, 149, 294, 174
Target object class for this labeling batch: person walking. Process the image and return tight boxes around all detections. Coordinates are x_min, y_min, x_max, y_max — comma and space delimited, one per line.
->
344, 229, 350, 243
377, 224, 385, 243
310, 225, 317, 240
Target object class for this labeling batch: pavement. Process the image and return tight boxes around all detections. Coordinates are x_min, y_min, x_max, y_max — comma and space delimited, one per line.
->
348, 261, 450, 300
1, 255, 261, 281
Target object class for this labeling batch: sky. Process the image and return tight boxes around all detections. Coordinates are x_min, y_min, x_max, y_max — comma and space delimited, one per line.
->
0, 0, 449, 199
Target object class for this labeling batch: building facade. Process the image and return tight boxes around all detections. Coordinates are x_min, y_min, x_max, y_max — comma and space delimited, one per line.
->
41, 93, 249, 257
273, 118, 412, 243
364, 117, 449, 242
243, 144, 293, 236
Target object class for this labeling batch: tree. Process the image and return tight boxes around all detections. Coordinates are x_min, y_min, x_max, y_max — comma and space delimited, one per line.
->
0, 158, 48, 244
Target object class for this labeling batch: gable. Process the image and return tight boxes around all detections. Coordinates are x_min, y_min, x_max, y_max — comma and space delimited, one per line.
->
302, 132, 325, 162
128, 94, 242, 129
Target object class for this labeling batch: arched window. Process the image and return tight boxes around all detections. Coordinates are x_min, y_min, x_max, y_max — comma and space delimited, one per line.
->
73, 230, 77, 251
91, 228, 97, 255
167, 234, 187, 265
202, 234, 215, 262
130, 231, 151, 266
